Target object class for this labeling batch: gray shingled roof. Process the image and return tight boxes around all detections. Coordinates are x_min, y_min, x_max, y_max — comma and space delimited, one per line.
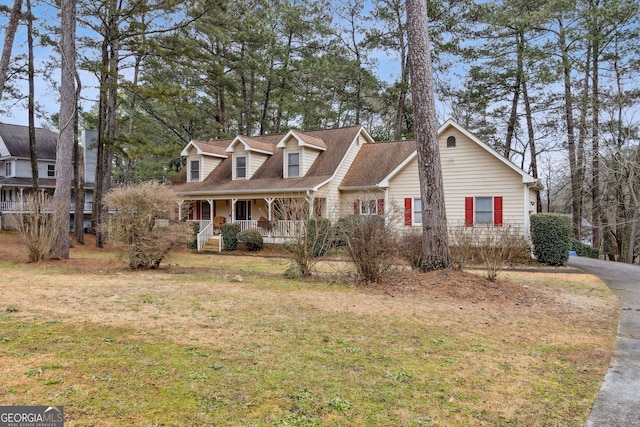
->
340, 140, 416, 188
173, 126, 364, 195
0, 123, 58, 160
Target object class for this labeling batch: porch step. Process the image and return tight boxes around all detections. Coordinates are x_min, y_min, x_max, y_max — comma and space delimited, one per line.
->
201, 236, 222, 252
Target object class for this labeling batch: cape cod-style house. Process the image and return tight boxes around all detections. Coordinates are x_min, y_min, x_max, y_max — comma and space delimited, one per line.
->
172, 120, 543, 250
0, 123, 97, 230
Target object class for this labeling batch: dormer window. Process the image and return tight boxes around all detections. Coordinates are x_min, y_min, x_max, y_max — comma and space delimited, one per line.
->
236, 156, 247, 179
287, 152, 300, 178
190, 160, 200, 182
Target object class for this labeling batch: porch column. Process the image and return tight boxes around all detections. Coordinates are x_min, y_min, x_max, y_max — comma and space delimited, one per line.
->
231, 198, 238, 223
305, 195, 313, 219
178, 200, 184, 221
208, 199, 214, 222
265, 197, 274, 221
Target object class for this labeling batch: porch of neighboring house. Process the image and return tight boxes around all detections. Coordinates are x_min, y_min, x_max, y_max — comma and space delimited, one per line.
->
0, 186, 94, 230
180, 196, 325, 252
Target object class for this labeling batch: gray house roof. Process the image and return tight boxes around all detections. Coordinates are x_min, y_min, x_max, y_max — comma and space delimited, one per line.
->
0, 123, 58, 160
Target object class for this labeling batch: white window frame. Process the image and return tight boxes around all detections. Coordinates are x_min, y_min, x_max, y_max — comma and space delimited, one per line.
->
446, 135, 456, 148
189, 160, 200, 182
235, 155, 247, 180
360, 199, 378, 215
412, 197, 423, 225
47, 164, 56, 177
474, 196, 493, 225
286, 151, 301, 178
5, 161, 12, 177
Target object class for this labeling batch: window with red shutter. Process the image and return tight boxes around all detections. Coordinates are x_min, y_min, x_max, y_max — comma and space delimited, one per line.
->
464, 197, 474, 226
404, 198, 412, 226
493, 196, 503, 226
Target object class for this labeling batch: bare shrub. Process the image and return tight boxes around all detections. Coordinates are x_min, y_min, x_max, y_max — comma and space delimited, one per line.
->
13, 193, 67, 262
341, 215, 399, 283
477, 225, 530, 281
448, 224, 478, 270
449, 223, 530, 281
104, 182, 192, 269
399, 230, 423, 269
275, 196, 334, 277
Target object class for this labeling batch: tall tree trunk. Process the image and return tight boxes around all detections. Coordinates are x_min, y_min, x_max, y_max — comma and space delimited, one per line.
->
52, 0, 77, 259
519, 43, 541, 213
393, 3, 408, 140
406, 0, 451, 271
591, 29, 601, 251
558, 17, 581, 238
27, 0, 38, 192
577, 41, 591, 236
93, 37, 109, 247
504, 33, 523, 159
0, 0, 23, 102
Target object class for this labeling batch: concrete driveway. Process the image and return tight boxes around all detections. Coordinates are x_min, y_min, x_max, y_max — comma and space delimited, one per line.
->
568, 256, 640, 426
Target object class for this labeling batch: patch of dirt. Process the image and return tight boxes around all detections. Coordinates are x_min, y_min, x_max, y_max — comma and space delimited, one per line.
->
363, 269, 543, 306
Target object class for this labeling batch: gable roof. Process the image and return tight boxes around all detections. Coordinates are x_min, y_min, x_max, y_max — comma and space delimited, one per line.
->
226, 136, 276, 155
342, 119, 541, 189
438, 119, 539, 185
340, 140, 416, 189
0, 123, 58, 160
173, 126, 366, 195
181, 139, 228, 158
277, 130, 327, 150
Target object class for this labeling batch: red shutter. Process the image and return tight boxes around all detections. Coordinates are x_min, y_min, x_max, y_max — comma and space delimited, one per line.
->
353, 199, 360, 215
377, 198, 384, 216
404, 198, 412, 226
494, 196, 503, 226
464, 197, 474, 226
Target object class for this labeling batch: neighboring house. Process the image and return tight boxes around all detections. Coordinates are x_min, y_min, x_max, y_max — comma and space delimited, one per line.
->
0, 123, 97, 230
172, 119, 542, 250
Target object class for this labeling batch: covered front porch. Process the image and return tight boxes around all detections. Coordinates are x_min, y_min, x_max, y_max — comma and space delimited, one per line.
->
179, 196, 326, 251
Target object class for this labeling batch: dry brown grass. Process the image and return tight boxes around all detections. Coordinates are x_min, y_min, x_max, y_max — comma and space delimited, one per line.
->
0, 230, 620, 426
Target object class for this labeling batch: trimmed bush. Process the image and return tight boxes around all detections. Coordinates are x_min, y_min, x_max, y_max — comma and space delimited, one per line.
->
571, 239, 599, 258
221, 223, 241, 251
237, 229, 264, 251
530, 214, 572, 266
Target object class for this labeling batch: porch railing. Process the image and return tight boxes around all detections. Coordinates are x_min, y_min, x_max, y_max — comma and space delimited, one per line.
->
235, 219, 305, 238
0, 201, 93, 213
196, 220, 213, 251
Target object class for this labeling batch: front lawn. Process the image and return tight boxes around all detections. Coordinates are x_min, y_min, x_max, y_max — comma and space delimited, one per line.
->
0, 232, 618, 426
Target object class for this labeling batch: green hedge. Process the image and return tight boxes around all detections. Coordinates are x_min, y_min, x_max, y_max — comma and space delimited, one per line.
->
237, 229, 264, 251
571, 239, 599, 258
221, 223, 241, 251
530, 214, 572, 266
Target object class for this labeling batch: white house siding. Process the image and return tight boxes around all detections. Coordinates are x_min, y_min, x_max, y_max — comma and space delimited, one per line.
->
250, 152, 269, 178
321, 132, 366, 220
303, 149, 320, 176
15, 159, 29, 177
202, 157, 222, 179
387, 129, 529, 232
